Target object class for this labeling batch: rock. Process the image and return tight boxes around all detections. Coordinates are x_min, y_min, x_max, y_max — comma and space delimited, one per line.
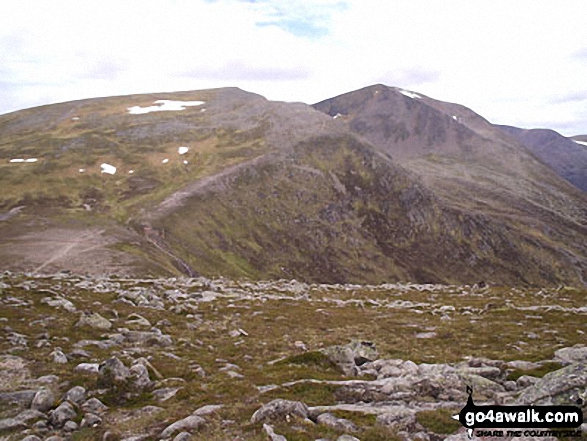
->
74, 362, 100, 374
81, 412, 102, 428
554, 345, 587, 365
129, 363, 153, 390
517, 362, 587, 405
98, 356, 130, 388
63, 419, 79, 431
376, 407, 417, 431
31, 387, 55, 412
173, 432, 192, 441
119, 330, 172, 347
251, 399, 309, 424
45, 437, 65, 441
516, 375, 539, 388
160, 415, 206, 438
22, 436, 42, 441
263, 423, 287, 441
316, 412, 358, 432
0, 390, 36, 408
192, 404, 224, 417
125, 313, 151, 328
153, 387, 181, 402
64, 385, 86, 405
49, 401, 77, 428
81, 397, 109, 414
337, 436, 361, 441
322, 340, 378, 375
76, 312, 112, 330
41, 296, 76, 312
50, 348, 68, 364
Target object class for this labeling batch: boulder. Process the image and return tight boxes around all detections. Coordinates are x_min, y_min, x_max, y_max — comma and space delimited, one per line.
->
64, 386, 86, 405
517, 362, 587, 405
31, 387, 55, 412
98, 356, 130, 388
554, 345, 587, 365
251, 399, 309, 424
49, 401, 77, 428
160, 415, 206, 438
316, 412, 358, 432
76, 312, 112, 330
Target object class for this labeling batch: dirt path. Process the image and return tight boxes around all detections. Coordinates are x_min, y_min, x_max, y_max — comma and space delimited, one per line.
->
147, 154, 271, 221
32, 229, 106, 274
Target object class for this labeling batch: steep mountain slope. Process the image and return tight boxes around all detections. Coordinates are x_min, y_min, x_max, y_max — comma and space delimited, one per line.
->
313, 84, 587, 285
1, 85, 586, 285
496, 125, 587, 192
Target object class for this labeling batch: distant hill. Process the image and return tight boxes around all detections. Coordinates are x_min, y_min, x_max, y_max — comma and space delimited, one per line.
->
0, 85, 586, 286
496, 125, 587, 192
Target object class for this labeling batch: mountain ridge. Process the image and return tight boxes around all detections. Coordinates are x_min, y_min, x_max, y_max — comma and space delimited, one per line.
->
1, 84, 586, 286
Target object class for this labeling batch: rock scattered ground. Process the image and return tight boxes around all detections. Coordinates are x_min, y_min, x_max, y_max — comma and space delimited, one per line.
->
0, 273, 585, 440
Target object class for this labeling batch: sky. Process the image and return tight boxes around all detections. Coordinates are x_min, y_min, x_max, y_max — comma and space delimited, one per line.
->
1, 0, 586, 136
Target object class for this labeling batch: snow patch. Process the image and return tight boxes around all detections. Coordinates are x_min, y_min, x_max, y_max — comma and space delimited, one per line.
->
127, 100, 205, 114
129, 170, 134, 174
183, 160, 188, 165
10, 157, 37, 163
162, 158, 169, 164
71, 117, 80, 121
333, 113, 342, 119
178, 146, 189, 155
399, 89, 422, 99
101, 163, 117, 175
79, 168, 85, 173
573, 140, 587, 147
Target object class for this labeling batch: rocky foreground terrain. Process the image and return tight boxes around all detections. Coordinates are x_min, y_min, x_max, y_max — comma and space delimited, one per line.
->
1, 273, 586, 440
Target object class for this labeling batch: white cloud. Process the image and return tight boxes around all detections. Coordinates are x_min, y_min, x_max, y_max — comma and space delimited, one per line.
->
1, 0, 587, 135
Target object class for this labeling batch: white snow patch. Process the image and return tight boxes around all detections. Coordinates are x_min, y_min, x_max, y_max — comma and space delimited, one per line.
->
9, 159, 25, 163
9, 158, 37, 163
399, 89, 422, 99
100, 163, 117, 175
574, 140, 587, 147
79, 168, 85, 173
162, 158, 169, 164
127, 100, 205, 114
183, 160, 188, 165
26, 158, 38, 163
452, 115, 458, 120
333, 113, 342, 119
200, 108, 206, 112
178, 146, 189, 155
72, 117, 80, 121
129, 170, 134, 174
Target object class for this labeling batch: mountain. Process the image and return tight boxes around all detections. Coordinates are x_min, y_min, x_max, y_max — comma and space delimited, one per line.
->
1, 85, 586, 286
496, 125, 587, 192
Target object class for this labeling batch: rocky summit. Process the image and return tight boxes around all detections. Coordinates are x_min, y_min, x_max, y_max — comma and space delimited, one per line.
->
0, 272, 586, 440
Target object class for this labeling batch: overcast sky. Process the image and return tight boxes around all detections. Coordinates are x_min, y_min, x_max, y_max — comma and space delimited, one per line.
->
1, 0, 586, 135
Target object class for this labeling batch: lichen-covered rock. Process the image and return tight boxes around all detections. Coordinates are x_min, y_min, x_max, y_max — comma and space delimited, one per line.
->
98, 356, 130, 388
64, 385, 86, 405
160, 415, 206, 438
31, 387, 55, 412
81, 397, 108, 414
251, 399, 309, 424
554, 345, 587, 365
49, 401, 77, 428
322, 340, 378, 376
316, 412, 358, 432
76, 312, 112, 330
516, 362, 587, 405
